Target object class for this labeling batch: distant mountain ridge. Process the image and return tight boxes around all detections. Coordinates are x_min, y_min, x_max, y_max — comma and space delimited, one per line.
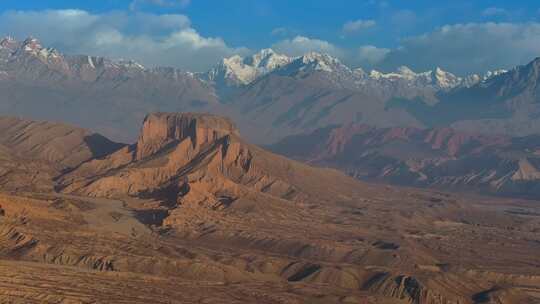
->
391, 57, 540, 137
0, 35, 509, 89
200, 47, 506, 93
202, 48, 292, 87
270, 123, 540, 198
0, 35, 507, 94
0, 36, 200, 82
0, 36, 220, 142
1, 35, 539, 146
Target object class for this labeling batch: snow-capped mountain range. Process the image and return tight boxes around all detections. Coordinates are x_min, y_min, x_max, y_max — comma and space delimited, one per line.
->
0, 36, 195, 81
0, 36, 507, 94
1, 35, 536, 147
203, 49, 291, 86
201, 47, 507, 91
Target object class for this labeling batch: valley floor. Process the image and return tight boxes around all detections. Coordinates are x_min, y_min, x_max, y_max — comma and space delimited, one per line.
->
0, 187, 539, 304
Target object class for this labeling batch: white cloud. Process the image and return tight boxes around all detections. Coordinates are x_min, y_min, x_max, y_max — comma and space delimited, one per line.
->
270, 27, 301, 38
3, 10, 537, 76
379, 22, 540, 75
343, 19, 376, 33
357, 45, 390, 65
129, 0, 191, 11
482, 7, 507, 17
272, 36, 343, 58
0, 9, 246, 72
271, 27, 288, 36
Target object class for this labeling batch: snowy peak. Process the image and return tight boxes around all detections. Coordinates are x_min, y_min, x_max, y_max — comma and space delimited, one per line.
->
266, 51, 362, 90
211, 55, 258, 85
433, 67, 461, 89
397, 66, 417, 77
204, 50, 349, 87
0, 37, 17, 63
115, 59, 146, 71
9, 37, 63, 63
353, 67, 367, 78
0, 36, 513, 94
245, 48, 290, 71
0, 37, 151, 74
294, 52, 348, 73
21, 37, 43, 52
200, 46, 514, 93
369, 66, 424, 81
300, 52, 338, 64
0, 36, 18, 51
484, 69, 508, 79
367, 66, 506, 90
461, 69, 509, 88
205, 49, 292, 86
202, 47, 512, 93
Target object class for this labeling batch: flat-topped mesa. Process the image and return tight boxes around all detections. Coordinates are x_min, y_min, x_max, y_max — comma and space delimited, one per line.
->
136, 112, 240, 159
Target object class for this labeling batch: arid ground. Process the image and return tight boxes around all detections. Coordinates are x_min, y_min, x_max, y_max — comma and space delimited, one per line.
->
0, 113, 539, 303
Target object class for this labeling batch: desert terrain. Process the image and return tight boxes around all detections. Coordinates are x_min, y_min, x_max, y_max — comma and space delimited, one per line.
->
0, 113, 538, 303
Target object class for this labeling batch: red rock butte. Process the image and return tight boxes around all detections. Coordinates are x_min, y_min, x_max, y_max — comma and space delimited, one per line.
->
136, 112, 240, 159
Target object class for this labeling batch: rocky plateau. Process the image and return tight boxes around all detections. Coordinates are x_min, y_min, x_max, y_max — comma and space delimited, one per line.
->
0, 113, 538, 303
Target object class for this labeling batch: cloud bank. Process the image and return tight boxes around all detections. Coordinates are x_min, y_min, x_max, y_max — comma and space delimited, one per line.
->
1, 9, 539, 75
343, 19, 376, 33
0, 9, 246, 72
260, 22, 540, 75
482, 7, 507, 17
129, 0, 191, 11
378, 22, 540, 75
272, 36, 343, 58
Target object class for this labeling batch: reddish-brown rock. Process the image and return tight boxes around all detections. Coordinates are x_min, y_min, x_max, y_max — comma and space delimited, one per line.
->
271, 123, 540, 198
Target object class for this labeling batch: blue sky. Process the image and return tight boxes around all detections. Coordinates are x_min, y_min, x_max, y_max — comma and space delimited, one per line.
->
0, 0, 539, 74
